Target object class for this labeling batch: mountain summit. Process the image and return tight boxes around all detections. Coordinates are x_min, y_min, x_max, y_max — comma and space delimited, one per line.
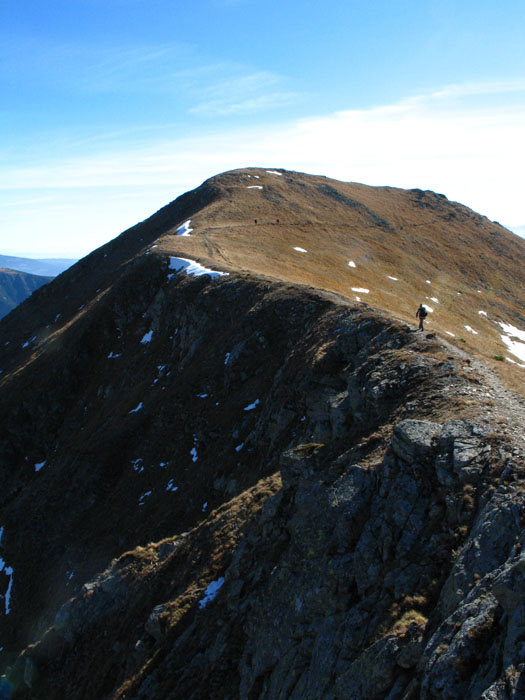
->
0, 169, 524, 699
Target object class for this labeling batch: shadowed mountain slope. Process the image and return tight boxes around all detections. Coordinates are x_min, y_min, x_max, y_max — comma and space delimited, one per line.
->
0, 169, 523, 699
0, 268, 53, 319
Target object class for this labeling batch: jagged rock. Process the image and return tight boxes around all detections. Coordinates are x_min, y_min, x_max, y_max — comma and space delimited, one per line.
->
23, 658, 38, 689
145, 604, 168, 642
392, 420, 442, 463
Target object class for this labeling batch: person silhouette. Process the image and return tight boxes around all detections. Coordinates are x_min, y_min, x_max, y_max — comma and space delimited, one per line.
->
416, 303, 428, 331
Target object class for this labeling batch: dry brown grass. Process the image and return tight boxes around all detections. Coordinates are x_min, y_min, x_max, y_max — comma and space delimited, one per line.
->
152, 168, 525, 395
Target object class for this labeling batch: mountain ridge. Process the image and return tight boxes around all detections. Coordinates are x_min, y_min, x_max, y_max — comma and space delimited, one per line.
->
0, 168, 524, 699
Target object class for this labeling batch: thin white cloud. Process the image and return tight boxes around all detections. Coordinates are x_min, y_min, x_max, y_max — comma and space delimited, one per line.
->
187, 70, 299, 116
1, 81, 524, 255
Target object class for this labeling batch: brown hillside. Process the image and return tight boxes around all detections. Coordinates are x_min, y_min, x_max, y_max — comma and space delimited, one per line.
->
151, 168, 525, 393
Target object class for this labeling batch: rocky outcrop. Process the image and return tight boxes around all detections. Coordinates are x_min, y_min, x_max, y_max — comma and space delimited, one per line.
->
1, 258, 522, 698
0, 206, 523, 698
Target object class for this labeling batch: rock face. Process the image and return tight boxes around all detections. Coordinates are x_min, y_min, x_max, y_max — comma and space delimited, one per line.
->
0, 169, 524, 698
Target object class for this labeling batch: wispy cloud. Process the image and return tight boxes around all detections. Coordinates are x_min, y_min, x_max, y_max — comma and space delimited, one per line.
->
187, 69, 300, 116
1, 80, 524, 255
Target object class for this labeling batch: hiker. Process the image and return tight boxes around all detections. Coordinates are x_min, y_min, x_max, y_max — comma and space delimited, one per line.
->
416, 303, 428, 331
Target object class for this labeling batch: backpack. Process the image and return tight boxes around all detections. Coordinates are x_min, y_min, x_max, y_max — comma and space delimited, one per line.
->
419, 307, 427, 318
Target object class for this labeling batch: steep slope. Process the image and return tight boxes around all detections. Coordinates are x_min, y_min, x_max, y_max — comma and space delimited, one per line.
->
0, 268, 53, 319
0, 169, 524, 699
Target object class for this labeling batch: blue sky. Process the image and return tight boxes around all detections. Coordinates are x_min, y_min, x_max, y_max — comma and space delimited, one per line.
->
1, 0, 525, 257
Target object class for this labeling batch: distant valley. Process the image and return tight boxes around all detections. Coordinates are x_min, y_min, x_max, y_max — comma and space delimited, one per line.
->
0, 256, 76, 319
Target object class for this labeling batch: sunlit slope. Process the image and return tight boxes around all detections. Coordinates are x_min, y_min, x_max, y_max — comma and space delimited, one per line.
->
149, 167, 525, 391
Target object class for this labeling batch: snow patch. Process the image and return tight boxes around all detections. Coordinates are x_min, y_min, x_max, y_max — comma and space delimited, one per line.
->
202, 502, 208, 512
351, 287, 369, 294
501, 335, 525, 362
293, 247, 308, 253
169, 257, 229, 280
355, 296, 361, 302
464, 326, 479, 335
478, 311, 487, 317
426, 280, 431, 284
224, 352, 231, 365
1, 556, 14, 615
387, 275, 398, 281
22, 336, 36, 349
424, 305, 434, 313
176, 220, 193, 237
34, 461, 46, 472
108, 351, 121, 359
138, 491, 152, 506
430, 297, 439, 303
498, 322, 525, 342
141, 331, 153, 344
446, 331, 455, 337
348, 261, 356, 268
197, 393, 208, 398
247, 186, 263, 190
235, 443, 245, 452
199, 577, 225, 609
129, 402, 143, 414
166, 479, 179, 492
131, 459, 144, 473
244, 399, 260, 411
266, 170, 282, 176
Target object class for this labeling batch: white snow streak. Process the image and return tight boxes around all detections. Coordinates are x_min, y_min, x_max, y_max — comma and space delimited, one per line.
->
176, 220, 193, 237
501, 335, 525, 362
478, 311, 487, 317
138, 491, 152, 506
351, 287, 369, 294
247, 186, 263, 190
199, 577, 225, 608
266, 170, 282, 176
430, 297, 439, 303
129, 402, 143, 414
34, 461, 46, 472
446, 331, 455, 337
387, 275, 398, 281
348, 261, 356, 268
169, 257, 229, 279
22, 336, 36, 349
498, 322, 525, 342
244, 399, 260, 411
293, 247, 308, 253
464, 326, 479, 335
141, 331, 153, 344
0, 557, 14, 615
224, 352, 231, 365
190, 447, 198, 462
